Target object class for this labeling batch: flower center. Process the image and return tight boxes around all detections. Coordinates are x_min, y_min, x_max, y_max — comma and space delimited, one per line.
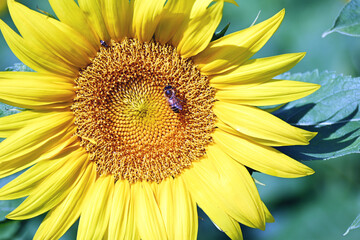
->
72, 38, 216, 183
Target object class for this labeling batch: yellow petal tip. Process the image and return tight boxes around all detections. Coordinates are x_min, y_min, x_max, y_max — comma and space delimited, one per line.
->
309, 131, 318, 140
306, 167, 315, 176
6, 213, 17, 220
299, 82, 321, 98
225, 0, 239, 7
0, 19, 7, 30
314, 83, 321, 90
298, 51, 306, 59
275, 9, 285, 23
266, 214, 275, 223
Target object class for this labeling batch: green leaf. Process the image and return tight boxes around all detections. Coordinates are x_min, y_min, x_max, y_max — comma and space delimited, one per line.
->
0, 220, 21, 239
0, 172, 25, 222
274, 70, 360, 161
0, 199, 24, 222
4, 63, 34, 72
344, 213, 360, 236
0, 102, 21, 118
10, 215, 44, 240
0, 97, 22, 143
254, 155, 360, 240
1, 63, 27, 120
211, 23, 230, 41
323, 0, 360, 37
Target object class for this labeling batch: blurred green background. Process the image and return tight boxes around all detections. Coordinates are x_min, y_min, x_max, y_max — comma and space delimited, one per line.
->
0, 0, 359, 239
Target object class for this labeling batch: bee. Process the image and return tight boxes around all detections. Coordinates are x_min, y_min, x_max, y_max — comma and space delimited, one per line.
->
100, 40, 109, 48
164, 85, 183, 113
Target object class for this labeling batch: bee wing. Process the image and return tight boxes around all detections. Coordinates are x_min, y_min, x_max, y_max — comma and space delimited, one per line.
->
175, 97, 183, 110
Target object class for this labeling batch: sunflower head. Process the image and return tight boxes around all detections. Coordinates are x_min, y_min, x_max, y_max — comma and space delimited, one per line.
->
73, 38, 216, 183
0, 0, 319, 239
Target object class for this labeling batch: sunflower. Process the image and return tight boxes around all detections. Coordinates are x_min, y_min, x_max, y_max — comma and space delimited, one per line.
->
0, 0, 319, 239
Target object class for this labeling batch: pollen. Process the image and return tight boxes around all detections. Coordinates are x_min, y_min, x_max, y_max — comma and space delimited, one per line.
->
72, 38, 216, 183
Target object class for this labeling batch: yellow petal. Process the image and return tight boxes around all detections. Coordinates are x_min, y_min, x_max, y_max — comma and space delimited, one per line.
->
0, 156, 66, 200
108, 180, 132, 240
77, 175, 114, 240
104, 228, 112, 240
0, 20, 78, 77
262, 202, 275, 223
78, 0, 110, 41
158, 177, 198, 240
263, 103, 286, 113
213, 129, 315, 177
217, 117, 317, 148
109, 181, 141, 240
0, 112, 75, 178
8, 0, 96, 68
184, 166, 243, 240
126, 188, 141, 240
133, 182, 168, 240
174, 0, 224, 58
191, 0, 238, 13
210, 53, 305, 85
194, 9, 285, 75
296, 128, 318, 142
184, 167, 242, 239
103, 228, 109, 240
158, 179, 175, 238
214, 102, 309, 146
189, 0, 216, 17
0, 112, 73, 163
215, 79, 320, 106
176, 177, 198, 240
49, 0, 100, 49
103, 0, 132, 41
183, 151, 265, 229
0, 110, 44, 138
0, 72, 75, 109
224, 0, 238, 6
155, 0, 194, 44
132, 0, 167, 42
33, 162, 96, 240
208, 144, 266, 229
0, 71, 75, 84
6, 148, 88, 220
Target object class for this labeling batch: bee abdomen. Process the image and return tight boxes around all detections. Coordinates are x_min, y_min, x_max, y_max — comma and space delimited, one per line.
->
171, 106, 180, 113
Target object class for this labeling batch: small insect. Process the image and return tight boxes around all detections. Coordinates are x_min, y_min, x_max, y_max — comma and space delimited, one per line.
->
164, 85, 183, 113
100, 40, 109, 48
